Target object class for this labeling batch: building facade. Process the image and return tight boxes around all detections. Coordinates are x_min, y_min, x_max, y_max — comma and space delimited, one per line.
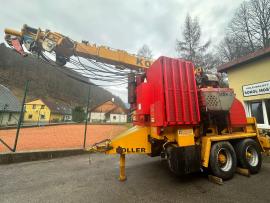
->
24, 99, 72, 124
0, 85, 21, 127
218, 47, 270, 129
89, 100, 127, 123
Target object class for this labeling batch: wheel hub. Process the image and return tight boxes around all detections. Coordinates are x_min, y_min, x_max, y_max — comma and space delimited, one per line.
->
218, 153, 227, 164
217, 148, 232, 172
246, 146, 259, 167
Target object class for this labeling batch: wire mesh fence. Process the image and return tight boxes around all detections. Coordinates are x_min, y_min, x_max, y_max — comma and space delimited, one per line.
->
0, 79, 129, 153
0, 123, 128, 152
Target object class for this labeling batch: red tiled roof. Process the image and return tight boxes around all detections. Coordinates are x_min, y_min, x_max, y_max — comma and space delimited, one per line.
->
218, 46, 270, 72
90, 100, 117, 113
90, 100, 127, 114
105, 106, 127, 115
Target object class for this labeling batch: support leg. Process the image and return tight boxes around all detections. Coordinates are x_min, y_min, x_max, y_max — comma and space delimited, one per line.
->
119, 154, 127, 181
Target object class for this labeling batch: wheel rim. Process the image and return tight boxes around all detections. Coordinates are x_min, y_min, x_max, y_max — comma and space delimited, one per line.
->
246, 145, 259, 167
217, 148, 232, 172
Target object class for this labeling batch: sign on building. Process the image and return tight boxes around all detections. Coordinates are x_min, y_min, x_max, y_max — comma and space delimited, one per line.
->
243, 81, 270, 97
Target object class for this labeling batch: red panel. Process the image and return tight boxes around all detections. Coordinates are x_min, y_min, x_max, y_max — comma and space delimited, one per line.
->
229, 98, 247, 127
147, 58, 165, 126
145, 56, 200, 127
136, 83, 152, 115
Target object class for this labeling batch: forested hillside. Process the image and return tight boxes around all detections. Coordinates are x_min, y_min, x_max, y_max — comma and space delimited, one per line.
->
0, 43, 125, 108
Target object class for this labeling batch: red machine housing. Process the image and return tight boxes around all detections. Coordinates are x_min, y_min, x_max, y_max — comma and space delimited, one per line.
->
229, 98, 247, 127
134, 56, 200, 127
198, 88, 247, 128
135, 82, 152, 123
132, 56, 248, 131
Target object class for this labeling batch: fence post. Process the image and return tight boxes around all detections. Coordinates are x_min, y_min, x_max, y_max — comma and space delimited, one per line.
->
83, 86, 91, 149
13, 80, 29, 152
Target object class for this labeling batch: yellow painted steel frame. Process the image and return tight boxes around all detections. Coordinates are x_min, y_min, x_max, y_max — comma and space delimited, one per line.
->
106, 117, 264, 169
201, 117, 263, 168
259, 135, 270, 150
106, 125, 196, 155
201, 132, 258, 167
106, 126, 151, 154
105, 125, 196, 182
119, 154, 127, 181
149, 126, 195, 146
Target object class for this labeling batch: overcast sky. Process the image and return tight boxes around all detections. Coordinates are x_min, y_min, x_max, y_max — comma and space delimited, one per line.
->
0, 0, 242, 102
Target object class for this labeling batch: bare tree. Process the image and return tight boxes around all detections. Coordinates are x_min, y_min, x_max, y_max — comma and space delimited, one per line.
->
176, 14, 212, 69
229, 1, 257, 52
217, 0, 270, 62
250, 0, 270, 48
217, 35, 251, 62
137, 44, 153, 59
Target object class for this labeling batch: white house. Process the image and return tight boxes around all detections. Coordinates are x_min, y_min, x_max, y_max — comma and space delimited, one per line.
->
89, 100, 127, 123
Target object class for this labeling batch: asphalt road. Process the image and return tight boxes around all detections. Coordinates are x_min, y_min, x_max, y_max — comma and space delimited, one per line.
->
1, 154, 270, 203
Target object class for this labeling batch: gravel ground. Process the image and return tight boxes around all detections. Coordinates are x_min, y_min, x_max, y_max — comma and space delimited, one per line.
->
0, 154, 270, 203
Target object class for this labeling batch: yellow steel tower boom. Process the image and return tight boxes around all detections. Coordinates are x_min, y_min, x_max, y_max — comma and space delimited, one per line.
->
4, 25, 152, 70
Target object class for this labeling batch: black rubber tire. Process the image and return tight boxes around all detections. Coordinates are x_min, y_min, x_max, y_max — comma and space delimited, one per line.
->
166, 146, 175, 173
209, 141, 237, 180
234, 138, 262, 174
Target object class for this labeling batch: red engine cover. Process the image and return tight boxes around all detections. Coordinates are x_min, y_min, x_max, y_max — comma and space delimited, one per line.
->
229, 98, 247, 127
135, 56, 200, 126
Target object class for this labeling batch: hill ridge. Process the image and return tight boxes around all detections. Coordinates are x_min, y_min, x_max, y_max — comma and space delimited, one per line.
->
0, 43, 125, 109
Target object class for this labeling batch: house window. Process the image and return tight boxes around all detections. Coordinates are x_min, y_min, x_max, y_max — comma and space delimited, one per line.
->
265, 100, 270, 125
245, 99, 270, 129
41, 105, 45, 109
40, 114, 45, 119
8, 113, 12, 121
250, 102, 264, 124
28, 114, 33, 119
32, 105, 36, 109
113, 116, 116, 120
